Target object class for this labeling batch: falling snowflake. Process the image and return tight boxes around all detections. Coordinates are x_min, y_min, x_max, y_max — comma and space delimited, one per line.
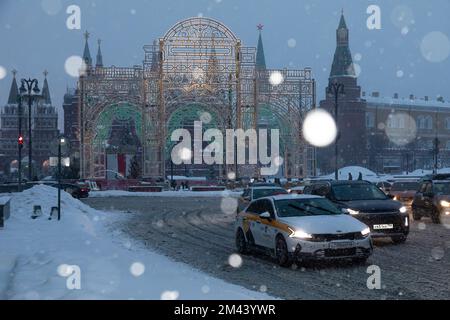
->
269, 71, 284, 86
201, 285, 210, 294
65, 55, 87, 78
396, 70, 404, 78
228, 254, 243, 268
227, 171, 236, 180
259, 285, 268, 292
431, 247, 445, 261
0, 66, 6, 80
220, 197, 238, 215
420, 31, 450, 63
287, 38, 297, 48
200, 112, 212, 124
130, 262, 145, 277
302, 109, 337, 147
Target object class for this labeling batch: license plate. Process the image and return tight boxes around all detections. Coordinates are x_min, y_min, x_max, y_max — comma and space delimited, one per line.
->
329, 241, 354, 249
373, 224, 394, 230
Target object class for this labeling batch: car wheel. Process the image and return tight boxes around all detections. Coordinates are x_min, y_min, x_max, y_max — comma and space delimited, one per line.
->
391, 235, 407, 244
275, 236, 293, 268
235, 228, 250, 254
431, 209, 441, 224
412, 209, 421, 221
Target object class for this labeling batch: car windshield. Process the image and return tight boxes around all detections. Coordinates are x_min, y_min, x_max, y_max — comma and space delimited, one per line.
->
332, 183, 388, 201
275, 198, 342, 217
253, 188, 288, 199
391, 182, 420, 191
433, 183, 450, 195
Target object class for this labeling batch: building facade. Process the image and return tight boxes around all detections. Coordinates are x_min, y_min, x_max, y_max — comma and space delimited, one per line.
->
317, 13, 450, 175
364, 92, 450, 173
0, 71, 60, 178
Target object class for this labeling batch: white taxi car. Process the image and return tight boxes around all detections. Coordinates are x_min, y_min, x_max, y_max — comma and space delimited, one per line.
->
235, 194, 373, 267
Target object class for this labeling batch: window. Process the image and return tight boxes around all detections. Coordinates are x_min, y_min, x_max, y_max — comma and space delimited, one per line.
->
417, 115, 433, 129
260, 199, 275, 218
366, 112, 375, 128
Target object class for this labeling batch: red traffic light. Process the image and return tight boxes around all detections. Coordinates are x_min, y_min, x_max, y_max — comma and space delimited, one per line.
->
18, 136, 24, 145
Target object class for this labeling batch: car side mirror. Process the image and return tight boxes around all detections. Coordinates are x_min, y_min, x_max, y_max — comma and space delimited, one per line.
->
388, 194, 395, 200
260, 211, 272, 220
243, 196, 250, 201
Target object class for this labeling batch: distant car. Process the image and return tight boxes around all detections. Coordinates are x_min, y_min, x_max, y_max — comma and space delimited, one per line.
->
304, 180, 409, 244
288, 186, 305, 194
376, 181, 392, 194
389, 181, 420, 207
238, 186, 288, 212
49, 183, 89, 199
235, 195, 373, 267
412, 179, 450, 223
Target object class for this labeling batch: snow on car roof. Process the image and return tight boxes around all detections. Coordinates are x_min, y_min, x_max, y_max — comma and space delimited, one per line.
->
266, 194, 322, 201
250, 186, 285, 190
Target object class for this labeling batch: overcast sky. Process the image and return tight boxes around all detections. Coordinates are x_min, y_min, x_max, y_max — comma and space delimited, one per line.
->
1, 0, 449, 130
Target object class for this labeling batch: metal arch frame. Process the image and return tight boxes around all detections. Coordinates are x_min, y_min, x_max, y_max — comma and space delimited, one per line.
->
79, 17, 316, 179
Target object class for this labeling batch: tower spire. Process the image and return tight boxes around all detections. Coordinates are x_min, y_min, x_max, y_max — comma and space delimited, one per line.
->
41, 70, 52, 105
256, 24, 266, 70
330, 11, 355, 78
83, 31, 92, 66
96, 39, 103, 67
7, 69, 19, 105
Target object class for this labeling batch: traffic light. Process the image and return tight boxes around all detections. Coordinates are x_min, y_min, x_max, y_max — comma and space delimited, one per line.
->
18, 135, 24, 148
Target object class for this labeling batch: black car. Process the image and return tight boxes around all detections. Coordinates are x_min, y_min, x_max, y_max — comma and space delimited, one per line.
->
304, 180, 409, 243
49, 183, 89, 199
412, 179, 450, 224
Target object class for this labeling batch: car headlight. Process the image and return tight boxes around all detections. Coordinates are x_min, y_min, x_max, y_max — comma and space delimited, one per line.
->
347, 208, 360, 215
361, 227, 370, 237
440, 200, 450, 208
288, 227, 313, 239
399, 206, 407, 214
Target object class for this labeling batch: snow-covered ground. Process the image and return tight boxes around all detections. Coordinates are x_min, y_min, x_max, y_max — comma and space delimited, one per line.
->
90, 190, 242, 198
0, 185, 271, 300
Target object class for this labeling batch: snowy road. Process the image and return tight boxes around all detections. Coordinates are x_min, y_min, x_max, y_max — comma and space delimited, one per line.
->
83, 196, 450, 300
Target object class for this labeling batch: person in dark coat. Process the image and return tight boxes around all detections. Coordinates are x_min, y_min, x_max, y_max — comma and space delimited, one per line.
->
358, 172, 363, 180
348, 173, 353, 180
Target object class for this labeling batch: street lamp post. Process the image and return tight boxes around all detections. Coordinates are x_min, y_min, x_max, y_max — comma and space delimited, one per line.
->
57, 137, 66, 221
19, 78, 40, 181
17, 95, 23, 192
327, 81, 345, 180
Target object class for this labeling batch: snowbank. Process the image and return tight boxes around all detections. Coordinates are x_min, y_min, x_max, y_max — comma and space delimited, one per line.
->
0, 185, 270, 300
320, 166, 380, 182
90, 190, 242, 198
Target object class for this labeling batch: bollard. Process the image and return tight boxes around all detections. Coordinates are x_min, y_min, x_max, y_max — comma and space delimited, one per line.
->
32, 205, 43, 219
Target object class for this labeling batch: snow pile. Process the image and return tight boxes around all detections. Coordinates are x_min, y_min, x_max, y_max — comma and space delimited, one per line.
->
90, 190, 242, 198
321, 166, 380, 182
0, 185, 271, 300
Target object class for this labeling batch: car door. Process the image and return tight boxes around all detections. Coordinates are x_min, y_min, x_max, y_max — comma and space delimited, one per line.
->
258, 199, 278, 248
244, 200, 265, 246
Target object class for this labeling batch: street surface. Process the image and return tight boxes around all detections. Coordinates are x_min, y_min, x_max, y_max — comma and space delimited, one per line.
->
83, 196, 450, 299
